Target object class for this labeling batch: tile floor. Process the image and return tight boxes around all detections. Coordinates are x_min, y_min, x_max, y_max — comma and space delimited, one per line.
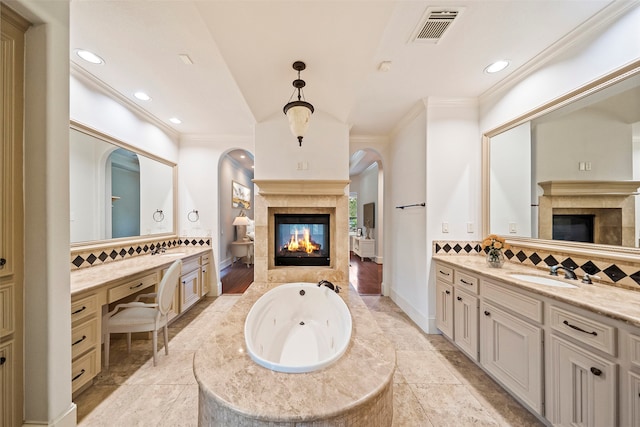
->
75, 293, 543, 426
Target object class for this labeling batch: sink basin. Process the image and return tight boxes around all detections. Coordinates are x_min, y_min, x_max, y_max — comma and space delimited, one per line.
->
509, 274, 578, 288
160, 252, 185, 257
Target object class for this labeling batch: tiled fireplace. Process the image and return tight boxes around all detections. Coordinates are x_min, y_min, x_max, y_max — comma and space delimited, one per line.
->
252, 180, 350, 287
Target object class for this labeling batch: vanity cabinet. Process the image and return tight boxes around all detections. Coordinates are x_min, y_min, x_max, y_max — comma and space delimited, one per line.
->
480, 279, 543, 413
180, 257, 201, 312
71, 292, 103, 394
453, 288, 479, 361
201, 253, 211, 297
547, 303, 618, 426
353, 237, 375, 261
435, 280, 454, 339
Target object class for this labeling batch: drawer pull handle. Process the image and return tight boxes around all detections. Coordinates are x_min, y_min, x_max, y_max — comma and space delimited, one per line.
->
0, 356, 6, 365
590, 367, 602, 376
72, 306, 87, 315
457, 296, 462, 301
0, 258, 6, 268
130, 282, 144, 290
460, 279, 472, 286
439, 270, 450, 276
73, 335, 87, 346
484, 310, 491, 316
563, 320, 597, 336
445, 290, 451, 295
72, 369, 86, 382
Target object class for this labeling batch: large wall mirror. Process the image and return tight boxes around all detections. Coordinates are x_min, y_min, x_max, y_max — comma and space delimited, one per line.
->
483, 61, 640, 257
70, 122, 177, 246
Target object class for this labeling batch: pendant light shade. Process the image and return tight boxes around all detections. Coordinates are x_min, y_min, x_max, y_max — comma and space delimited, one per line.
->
283, 61, 314, 146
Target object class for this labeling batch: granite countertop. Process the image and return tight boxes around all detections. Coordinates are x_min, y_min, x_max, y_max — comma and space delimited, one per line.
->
433, 255, 640, 328
193, 282, 396, 423
70, 247, 211, 296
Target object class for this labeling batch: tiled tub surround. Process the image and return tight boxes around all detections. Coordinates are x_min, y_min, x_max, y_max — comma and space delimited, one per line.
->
194, 282, 396, 426
71, 237, 211, 270
434, 240, 640, 290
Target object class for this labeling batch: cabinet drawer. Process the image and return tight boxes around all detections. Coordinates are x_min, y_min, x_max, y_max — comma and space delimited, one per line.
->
201, 253, 210, 265
550, 305, 617, 356
108, 273, 157, 303
71, 293, 99, 323
454, 270, 478, 294
71, 317, 99, 359
436, 264, 453, 283
482, 280, 543, 323
182, 257, 200, 274
72, 348, 98, 393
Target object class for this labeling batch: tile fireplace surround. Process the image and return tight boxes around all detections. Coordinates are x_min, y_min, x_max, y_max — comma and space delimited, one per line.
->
252, 180, 350, 288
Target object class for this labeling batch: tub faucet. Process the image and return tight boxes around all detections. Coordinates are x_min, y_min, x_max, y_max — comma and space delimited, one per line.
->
150, 247, 166, 255
318, 280, 341, 293
549, 265, 577, 280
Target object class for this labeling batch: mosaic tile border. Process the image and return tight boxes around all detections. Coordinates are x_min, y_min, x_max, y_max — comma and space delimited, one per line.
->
433, 240, 640, 291
70, 237, 211, 270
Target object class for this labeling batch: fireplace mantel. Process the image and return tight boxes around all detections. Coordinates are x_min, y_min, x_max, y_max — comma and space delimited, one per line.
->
253, 180, 350, 196
539, 180, 640, 196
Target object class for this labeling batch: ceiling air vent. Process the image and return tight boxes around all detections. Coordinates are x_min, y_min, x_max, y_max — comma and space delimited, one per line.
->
410, 8, 463, 44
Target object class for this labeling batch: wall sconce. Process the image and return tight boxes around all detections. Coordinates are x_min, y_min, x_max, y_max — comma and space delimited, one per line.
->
232, 210, 250, 241
283, 61, 314, 147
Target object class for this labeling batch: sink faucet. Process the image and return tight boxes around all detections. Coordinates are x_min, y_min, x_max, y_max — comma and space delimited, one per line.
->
581, 273, 601, 284
150, 246, 166, 255
549, 265, 577, 280
318, 280, 341, 293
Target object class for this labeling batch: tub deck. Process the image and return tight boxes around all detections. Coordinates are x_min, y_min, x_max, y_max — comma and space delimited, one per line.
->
193, 282, 396, 426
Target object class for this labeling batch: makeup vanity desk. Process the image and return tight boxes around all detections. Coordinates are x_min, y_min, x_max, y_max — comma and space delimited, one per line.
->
69, 247, 214, 396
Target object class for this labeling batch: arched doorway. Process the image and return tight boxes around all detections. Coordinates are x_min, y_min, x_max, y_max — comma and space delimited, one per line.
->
218, 149, 255, 293
348, 148, 384, 295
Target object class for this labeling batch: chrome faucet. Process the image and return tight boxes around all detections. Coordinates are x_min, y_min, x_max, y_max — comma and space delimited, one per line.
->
318, 280, 340, 293
549, 265, 577, 280
581, 273, 601, 284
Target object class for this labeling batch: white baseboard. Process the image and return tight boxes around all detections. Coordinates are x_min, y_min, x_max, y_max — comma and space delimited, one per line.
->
388, 288, 437, 333
23, 403, 77, 427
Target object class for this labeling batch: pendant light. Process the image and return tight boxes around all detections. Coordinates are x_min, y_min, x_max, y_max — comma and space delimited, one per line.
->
283, 61, 314, 146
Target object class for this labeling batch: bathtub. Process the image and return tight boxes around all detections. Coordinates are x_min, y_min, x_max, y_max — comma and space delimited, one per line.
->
244, 282, 352, 373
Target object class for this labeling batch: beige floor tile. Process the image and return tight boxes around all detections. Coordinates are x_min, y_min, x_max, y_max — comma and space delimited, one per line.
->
410, 383, 499, 426
435, 350, 491, 385
371, 310, 416, 330
361, 295, 404, 312
157, 384, 199, 426
396, 350, 460, 385
466, 381, 544, 427
392, 383, 433, 427
125, 350, 196, 385
382, 326, 435, 351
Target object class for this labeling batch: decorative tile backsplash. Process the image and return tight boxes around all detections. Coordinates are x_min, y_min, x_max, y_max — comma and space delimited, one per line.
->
70, 237, 211, 270
434, 240, 640, 291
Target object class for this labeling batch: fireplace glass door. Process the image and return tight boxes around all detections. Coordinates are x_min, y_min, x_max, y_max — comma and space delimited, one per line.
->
275, 214, 330, 266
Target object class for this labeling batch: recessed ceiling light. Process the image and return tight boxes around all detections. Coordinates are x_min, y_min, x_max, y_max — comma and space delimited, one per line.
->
134, 91, 152, 101
169, 117, 182, 124
484, 60, 510, 74
75, 49, 104, 65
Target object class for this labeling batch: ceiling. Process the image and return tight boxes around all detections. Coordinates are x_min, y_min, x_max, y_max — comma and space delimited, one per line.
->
70, 1, 619, 140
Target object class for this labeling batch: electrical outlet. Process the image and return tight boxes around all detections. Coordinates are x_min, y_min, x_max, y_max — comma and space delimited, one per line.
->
466, 222, 474, 233
442, 222, 449, 233
586, 161, 592, 171
579, 162, 586, 171
509, 222, 517, 233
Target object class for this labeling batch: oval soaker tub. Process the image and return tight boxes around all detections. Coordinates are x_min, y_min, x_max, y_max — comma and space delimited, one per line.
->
244, 282, 352, 373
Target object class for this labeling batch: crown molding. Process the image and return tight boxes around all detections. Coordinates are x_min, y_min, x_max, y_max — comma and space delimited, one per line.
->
481, 1, 639, 101
70, 61, 180, 140
425, 97, 478, 109
389, 100, 426, 139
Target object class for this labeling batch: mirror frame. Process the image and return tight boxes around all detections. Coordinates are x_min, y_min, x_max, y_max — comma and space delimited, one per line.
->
70, 121, 178, 250
482, 59, 640, 263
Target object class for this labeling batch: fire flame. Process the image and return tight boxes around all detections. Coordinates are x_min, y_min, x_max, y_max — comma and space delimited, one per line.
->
285, 228, 319, 254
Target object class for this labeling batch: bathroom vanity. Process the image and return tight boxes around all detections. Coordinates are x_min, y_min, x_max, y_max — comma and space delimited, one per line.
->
434, 255, 640, 426
69, 247, 213, 395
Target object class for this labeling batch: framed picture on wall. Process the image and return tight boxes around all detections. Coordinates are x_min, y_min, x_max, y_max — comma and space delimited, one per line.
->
232, 181, 251, 209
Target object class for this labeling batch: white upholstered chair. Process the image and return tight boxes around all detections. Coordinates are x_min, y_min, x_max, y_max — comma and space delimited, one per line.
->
103, 259, 182, 368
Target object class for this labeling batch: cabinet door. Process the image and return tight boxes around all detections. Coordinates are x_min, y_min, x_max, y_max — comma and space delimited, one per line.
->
454, 289, 478, 361
548, 335, 617, 426
480, 301, 543, 413
436, 280, 454, 339
180, 269, 200, 312
627, 371, 640, 427
200, 264, 210, 297
0, 340, 14, 426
